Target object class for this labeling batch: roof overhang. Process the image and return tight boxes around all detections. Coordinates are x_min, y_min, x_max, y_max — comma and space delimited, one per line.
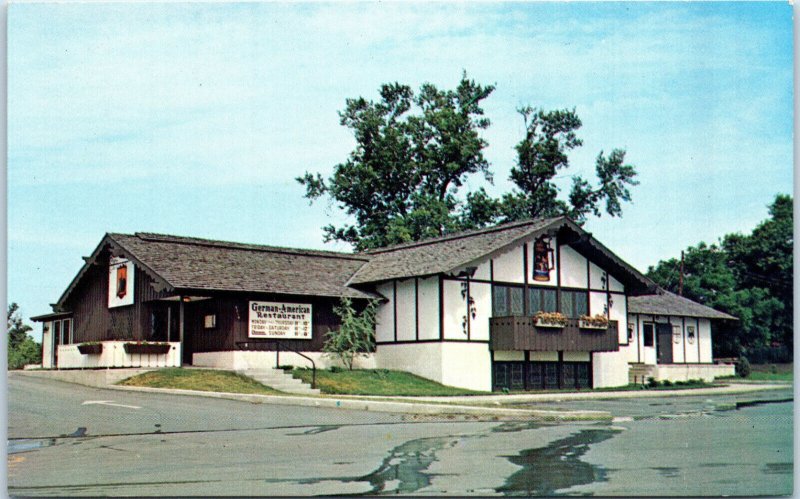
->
30, 311, 73, 322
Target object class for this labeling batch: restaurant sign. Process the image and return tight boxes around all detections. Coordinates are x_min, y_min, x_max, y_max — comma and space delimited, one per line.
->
248, 301, 312, 339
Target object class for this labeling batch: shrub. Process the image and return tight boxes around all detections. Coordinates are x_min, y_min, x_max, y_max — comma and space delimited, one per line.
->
646, 377, 658, 388
735, 356, 751, 378
323, 298, 378, 370
329, 366, 343, 373
662, 379, 673, 387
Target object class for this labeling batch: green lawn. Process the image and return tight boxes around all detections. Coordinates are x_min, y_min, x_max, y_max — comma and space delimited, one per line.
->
118, 368, 281, 395
747, 363, 793, 381
291, 368, 488, 396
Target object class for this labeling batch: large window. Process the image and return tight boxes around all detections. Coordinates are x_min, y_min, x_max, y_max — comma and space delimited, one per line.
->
560, 290, 588, 318
528, 287, 557, 314
643, 323, 655, 347
492, 286, 524, 316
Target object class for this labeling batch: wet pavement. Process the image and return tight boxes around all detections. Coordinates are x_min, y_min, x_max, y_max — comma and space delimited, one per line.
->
7, 374, 793, 496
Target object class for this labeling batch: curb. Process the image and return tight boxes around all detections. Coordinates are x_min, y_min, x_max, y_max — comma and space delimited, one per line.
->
106, 384, 612, 421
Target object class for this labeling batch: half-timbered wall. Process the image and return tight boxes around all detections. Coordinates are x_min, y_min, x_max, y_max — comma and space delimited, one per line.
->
628, 314, 713, 365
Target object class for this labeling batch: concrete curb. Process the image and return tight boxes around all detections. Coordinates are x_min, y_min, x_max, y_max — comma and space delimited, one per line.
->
12, 371, 610, 421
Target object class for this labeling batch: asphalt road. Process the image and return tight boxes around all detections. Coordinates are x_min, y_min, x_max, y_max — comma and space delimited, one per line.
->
7, 374, 793, 496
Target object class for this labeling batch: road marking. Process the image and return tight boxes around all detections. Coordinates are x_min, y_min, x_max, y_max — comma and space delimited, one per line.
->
82, 400, 141, 410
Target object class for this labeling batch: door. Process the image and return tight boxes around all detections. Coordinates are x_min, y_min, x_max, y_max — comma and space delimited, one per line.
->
656, 323, 673, 364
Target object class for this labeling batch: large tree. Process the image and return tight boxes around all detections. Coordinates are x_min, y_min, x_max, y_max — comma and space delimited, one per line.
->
499, 107, 638, 225
647, 194, 793, 358
297, 73, 496, 251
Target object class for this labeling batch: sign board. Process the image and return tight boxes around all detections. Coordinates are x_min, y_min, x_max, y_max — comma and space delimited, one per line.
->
248, 301, 312, 339
108, 257, 135, 308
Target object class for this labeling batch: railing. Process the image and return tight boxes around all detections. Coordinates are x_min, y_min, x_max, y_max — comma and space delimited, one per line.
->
234, 341, 316, 389
490, 317, 619, 352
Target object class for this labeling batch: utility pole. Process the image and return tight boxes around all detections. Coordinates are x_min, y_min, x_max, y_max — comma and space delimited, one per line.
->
679, 250, 685, 296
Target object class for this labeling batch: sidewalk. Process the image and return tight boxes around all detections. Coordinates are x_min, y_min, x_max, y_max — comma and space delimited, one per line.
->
14, 370, 789, 422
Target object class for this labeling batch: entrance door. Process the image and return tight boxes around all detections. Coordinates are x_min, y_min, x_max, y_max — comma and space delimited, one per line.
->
656, 323, 673, 364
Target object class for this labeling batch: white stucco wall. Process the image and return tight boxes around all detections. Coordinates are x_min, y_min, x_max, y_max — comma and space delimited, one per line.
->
609, 294, 627, 344
655, 363, 734, 382
563, 351, 590, 362
698, 318, 712, 362
417, 277, 439, 340
193, 350, 377, 370
530, 351, 559, 361
395, 279, 416, 341
440, 342, 492, 391
41, 322, 53, 368
375, 282, 394, 343
494, 350, 524, 361
470, 281, 491, 341
559, 245, 587, 288
608, 274, 624, 293
684, 317, 700, 363
592, 351, 629, 388
590, 291, 607, 317
589, 262, 606, 290
669, 317, 685, 363
57, 341, 181, 369
492, 245, 525, 283
375, 343, 443, 384
442, 279, 467, 339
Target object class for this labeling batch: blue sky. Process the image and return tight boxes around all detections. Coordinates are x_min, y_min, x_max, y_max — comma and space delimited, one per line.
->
8, 2, 793, 340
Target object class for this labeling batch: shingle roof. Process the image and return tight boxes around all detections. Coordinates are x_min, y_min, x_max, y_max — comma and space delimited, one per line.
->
628, 290, 737, 320
107, 233, 374, 299
348, 217, 563, 284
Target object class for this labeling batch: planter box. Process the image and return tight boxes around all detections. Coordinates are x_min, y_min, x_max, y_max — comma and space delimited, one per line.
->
579, 320, 608, 330
123, 343, 171, 355
77, 343, 103, 355
534, 319, 566, 329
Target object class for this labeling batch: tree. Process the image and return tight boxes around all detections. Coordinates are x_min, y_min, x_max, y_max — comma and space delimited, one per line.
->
646, 194, 793, 359
500, 107, 638, 225
7, 303, 40, 370
323, 298, 378, 370
298, 73, 496, 251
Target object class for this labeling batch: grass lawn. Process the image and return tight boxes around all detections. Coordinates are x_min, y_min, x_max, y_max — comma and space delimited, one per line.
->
747, 363, 793, 382
118, 368, 281, 395
291, 368, 488, 396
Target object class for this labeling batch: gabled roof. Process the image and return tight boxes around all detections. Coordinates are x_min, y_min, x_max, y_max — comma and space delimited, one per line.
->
56, 232, 374, 308
628, 290, 737, 320
347, 216, 657, 295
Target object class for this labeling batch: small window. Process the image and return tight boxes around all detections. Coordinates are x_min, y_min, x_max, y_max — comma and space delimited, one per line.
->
643, 323, 655, 347
687, 326, 696, 344
528, 287, 557, 315
509, 287, 524, 316
204, 314, 217, 329
493, 286, 509, 316
63, 319, 72, 344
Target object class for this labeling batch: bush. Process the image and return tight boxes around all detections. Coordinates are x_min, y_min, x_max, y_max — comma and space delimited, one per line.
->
662, 379, 673, 387
735, 356, 751, 378
646, 377, 659, 388
329, 366, 343, 373
745, 346, 792, 364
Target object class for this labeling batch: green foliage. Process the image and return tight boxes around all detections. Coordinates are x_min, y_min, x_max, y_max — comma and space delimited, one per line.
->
7, 303, 40, 370
647, 194, 793, 359
298, 72, 496, 251
735, 357, 751, 378
500, 107, 638, 224
646, 377, 658, 388
119, 368, 281, 394
298, 74, 638, 250
323, 298, 378, 370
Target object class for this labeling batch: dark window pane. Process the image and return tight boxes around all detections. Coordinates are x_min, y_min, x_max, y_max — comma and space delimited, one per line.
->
575, 293, 588, 317
563, 363, 576, 388
542, 289, 557, 312
577, 363, 590, 388
544, 363, 559, 389
493, 286, 508, 316
528, 363, 543, 389
643, 323, 655, 347
528, 288, 541, 315
494, 363, 508, 390
510, 287, 524, 316
62, 320, 71, 344
561, 291, 574, 318
510, 363, 524, 390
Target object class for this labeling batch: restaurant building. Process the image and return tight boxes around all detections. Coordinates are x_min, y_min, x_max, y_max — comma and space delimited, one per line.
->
31, 216, 736, 391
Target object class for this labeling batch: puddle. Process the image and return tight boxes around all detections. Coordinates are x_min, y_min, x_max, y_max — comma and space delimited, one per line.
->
735, 398, 793, 410
496, 428, 621, 496
287, 425, 342, 436
8, 438, 57, 454
762, 462, 793, 475
651, 466, 680, 478
491, 421, 543, 433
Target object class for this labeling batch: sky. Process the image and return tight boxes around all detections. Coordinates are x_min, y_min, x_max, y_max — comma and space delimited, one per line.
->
7, 1, 793, 341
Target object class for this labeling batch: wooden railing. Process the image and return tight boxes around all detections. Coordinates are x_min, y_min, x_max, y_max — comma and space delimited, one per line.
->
490, 317, 619, 352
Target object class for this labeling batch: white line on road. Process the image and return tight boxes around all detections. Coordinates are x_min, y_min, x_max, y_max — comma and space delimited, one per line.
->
82, 400, 141, 410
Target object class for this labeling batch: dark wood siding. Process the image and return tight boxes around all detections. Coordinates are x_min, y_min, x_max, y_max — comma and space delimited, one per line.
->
490, 317, 619, 352
181, 293, 359, 354
65, 250, 170, 343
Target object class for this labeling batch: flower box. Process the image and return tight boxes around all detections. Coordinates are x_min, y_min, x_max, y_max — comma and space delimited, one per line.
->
77, 343, 103, 355
534, 318, 566, 328
123, 342, 171, 355
578, 320, 608, 330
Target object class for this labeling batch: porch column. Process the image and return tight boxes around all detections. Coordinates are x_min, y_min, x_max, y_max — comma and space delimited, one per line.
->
179, 299, 185, 364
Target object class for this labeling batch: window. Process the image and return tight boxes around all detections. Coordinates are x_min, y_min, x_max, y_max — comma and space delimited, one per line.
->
528, 287, 557, 314
643, 323, 655, 347
560, 290, 588, 318
52, 321, 62, 345
62, 319, 72, 344
204, 314, 217, 329
492, 285, 523, 316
